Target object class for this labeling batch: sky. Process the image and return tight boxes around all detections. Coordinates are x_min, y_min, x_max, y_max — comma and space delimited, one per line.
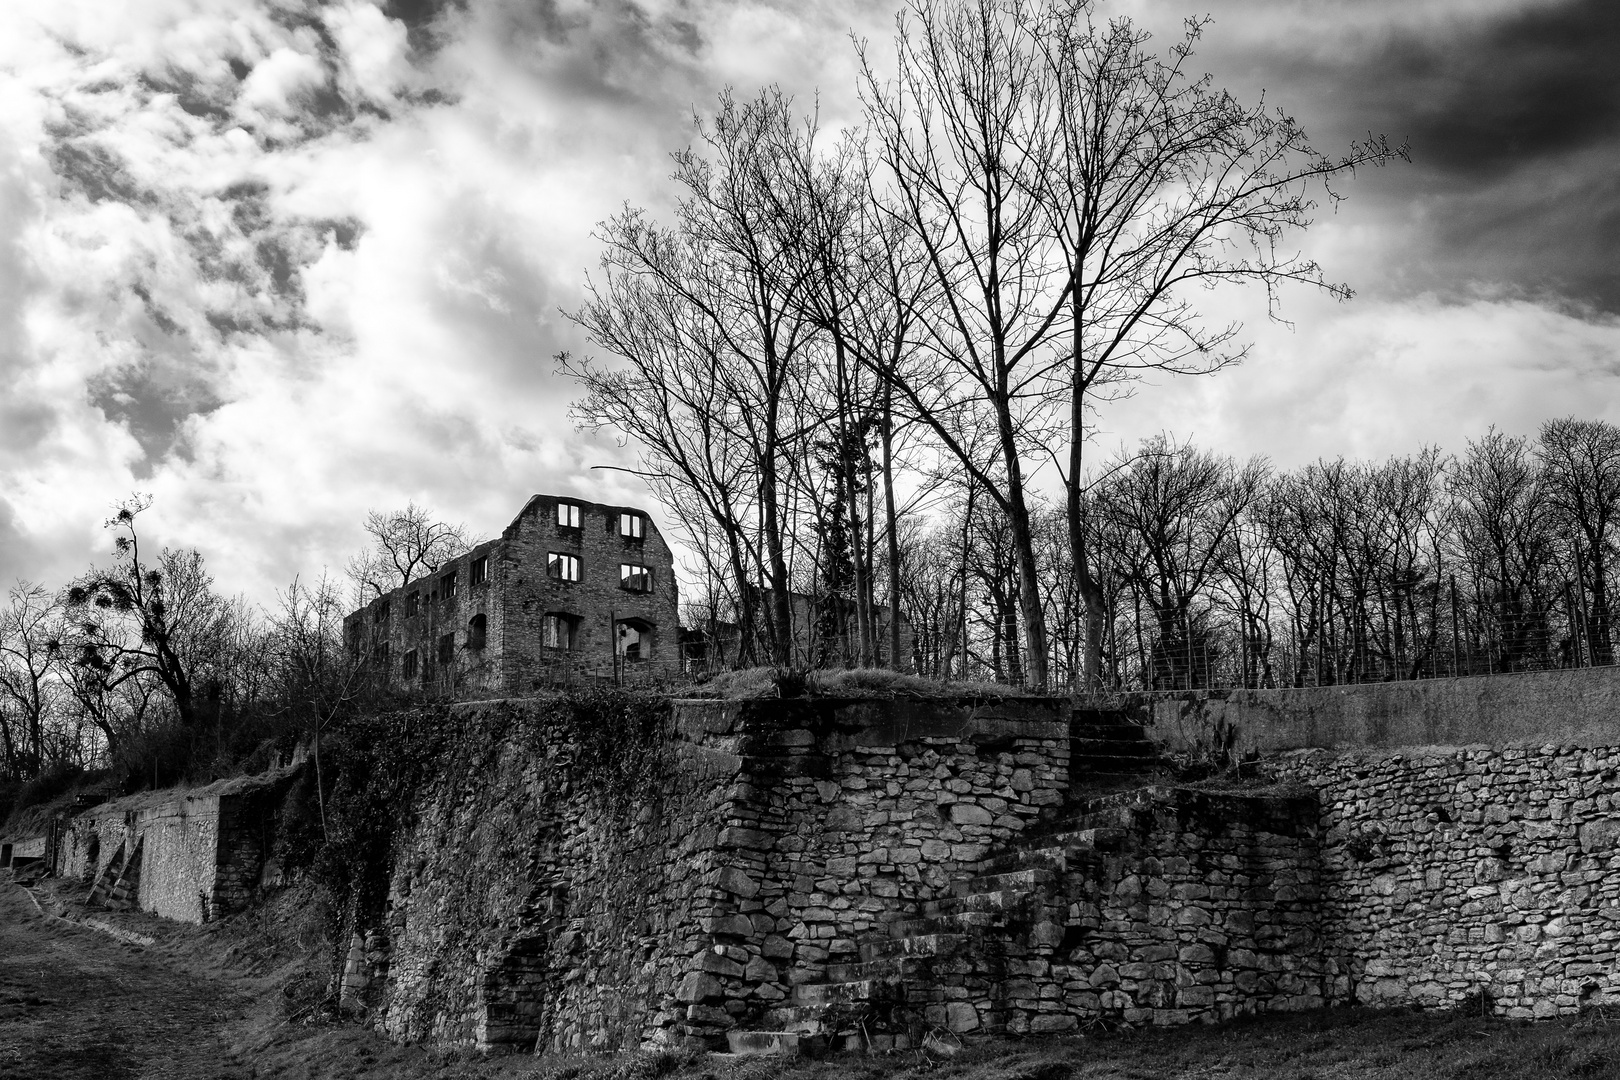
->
0, 0, 1616, 607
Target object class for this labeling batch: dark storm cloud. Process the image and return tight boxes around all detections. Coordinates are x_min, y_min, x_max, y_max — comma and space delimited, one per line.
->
1368, 1, 1620, 177
1220, 0, 1620, 313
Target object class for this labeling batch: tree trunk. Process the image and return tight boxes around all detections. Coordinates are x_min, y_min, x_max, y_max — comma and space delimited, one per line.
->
882, 383, 904, 671
986, 342, 1049, 690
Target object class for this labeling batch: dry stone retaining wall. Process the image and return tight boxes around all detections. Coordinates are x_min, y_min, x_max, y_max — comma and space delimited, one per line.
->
1276, 743, 1620, 1018
1045, 788, 1331, 1029
373, 696, 1074, 1052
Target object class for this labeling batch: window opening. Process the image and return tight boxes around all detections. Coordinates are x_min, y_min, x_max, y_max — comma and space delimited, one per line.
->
471, 555, 488, 586
615, 619, 650, 661
442, 569, 458, 600
543, 613, 577, 650
620, 564, 652, 592
437, 633, 454, 666
467, 614, 488, 650
374, 600, 390, 624
402, 650, 418, 680
556, 502, 581, 529
548, 553, 580, 581
619, 513, 644, 539
405, 592, 419, 617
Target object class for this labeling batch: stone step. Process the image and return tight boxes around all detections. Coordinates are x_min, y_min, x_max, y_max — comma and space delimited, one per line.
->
1070, 746, 1157, 765
724, 1030, 806, 1056
1070, 723, 1151, 742
891, 909, 1002, 937
970, 825, 1126, 874
763, 1005, 833, 1035
859, 932, 970, 963
1070, 754, 1164, 774
789, 977, 899, 1008
923, 885, 1044, 920
951, 866, 1056, 898
824, 954, 938, 983
1072, 708, 1131, 725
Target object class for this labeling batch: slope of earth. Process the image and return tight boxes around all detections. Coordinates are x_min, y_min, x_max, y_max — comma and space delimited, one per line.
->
3, 876, 1618, 1080
0, 882, 252, 1079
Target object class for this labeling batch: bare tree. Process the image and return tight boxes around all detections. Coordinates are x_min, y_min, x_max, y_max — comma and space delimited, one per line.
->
861, 0, 1071, 687
62, 497, 236, 736
1030, 2, 1403, 689
1538, 418, 1620, 665
267, 574, 366, 839
565, 89, 822, 666
1447, 431, 1554, 670
0, 582, 60, 777
346, 502, 472, 601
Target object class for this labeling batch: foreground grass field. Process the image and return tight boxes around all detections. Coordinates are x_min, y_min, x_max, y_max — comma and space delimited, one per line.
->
5, 878, 1615, 1080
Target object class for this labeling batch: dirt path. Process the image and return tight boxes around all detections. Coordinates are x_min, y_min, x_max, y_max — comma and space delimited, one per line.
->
0, 884, 254, 1080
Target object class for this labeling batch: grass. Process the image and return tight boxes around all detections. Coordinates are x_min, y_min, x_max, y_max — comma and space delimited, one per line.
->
227, 1005, 1620, 1080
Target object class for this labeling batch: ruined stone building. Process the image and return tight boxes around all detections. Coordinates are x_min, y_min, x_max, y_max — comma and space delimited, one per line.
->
344, 494, 679, 694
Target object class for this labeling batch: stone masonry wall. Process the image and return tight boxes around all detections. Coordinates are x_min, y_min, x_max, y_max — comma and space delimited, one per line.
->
373, 695, 1074, 1051
374, 690, 1620, 1054
377, 697, 742, 1053
1275, 743, 1620, 1018
55, 769, 294, 923
673, 698, 1072, 1035
1046, 788, 1332, 1028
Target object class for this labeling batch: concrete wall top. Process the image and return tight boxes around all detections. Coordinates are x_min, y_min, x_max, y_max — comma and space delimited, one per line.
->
1135, 666, 1620, 756
669, 696, 1068, 751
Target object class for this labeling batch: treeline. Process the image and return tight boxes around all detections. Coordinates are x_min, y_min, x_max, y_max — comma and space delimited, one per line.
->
900, 420, 1620, 690
0, 500, 466, 787
560, 0, 1399, 685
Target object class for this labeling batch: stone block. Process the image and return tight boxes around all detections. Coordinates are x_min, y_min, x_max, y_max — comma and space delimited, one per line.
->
718, 827, 773, 851
950, 804, 994, 826
946, 1002, 980, 1032
1029, 1014, 1077, 1033
677, 973, 725, 1003
715, 866, 761, 898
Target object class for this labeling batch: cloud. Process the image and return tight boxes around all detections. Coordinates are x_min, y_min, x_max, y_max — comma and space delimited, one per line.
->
1138, 0, 1620, 314
1, 0, 1614, 614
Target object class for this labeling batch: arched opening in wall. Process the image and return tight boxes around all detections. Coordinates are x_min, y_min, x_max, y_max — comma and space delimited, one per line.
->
477, 935, 550, 1052
615, 618, 652, 662
467, 613, 488, 651
84, 834, 100, 883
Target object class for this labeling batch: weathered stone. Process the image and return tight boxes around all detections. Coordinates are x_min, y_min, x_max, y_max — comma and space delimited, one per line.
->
950, 804, 994, 826
715, 866, 761, 898
718, 827, 773, 851
676, 973, 724, 1003
946, 1002, 980, 1032
694, 950, 745, 978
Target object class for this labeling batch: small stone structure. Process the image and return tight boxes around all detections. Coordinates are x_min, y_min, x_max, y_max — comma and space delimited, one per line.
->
53, 767, 296, 923
344, 494, 679, 695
